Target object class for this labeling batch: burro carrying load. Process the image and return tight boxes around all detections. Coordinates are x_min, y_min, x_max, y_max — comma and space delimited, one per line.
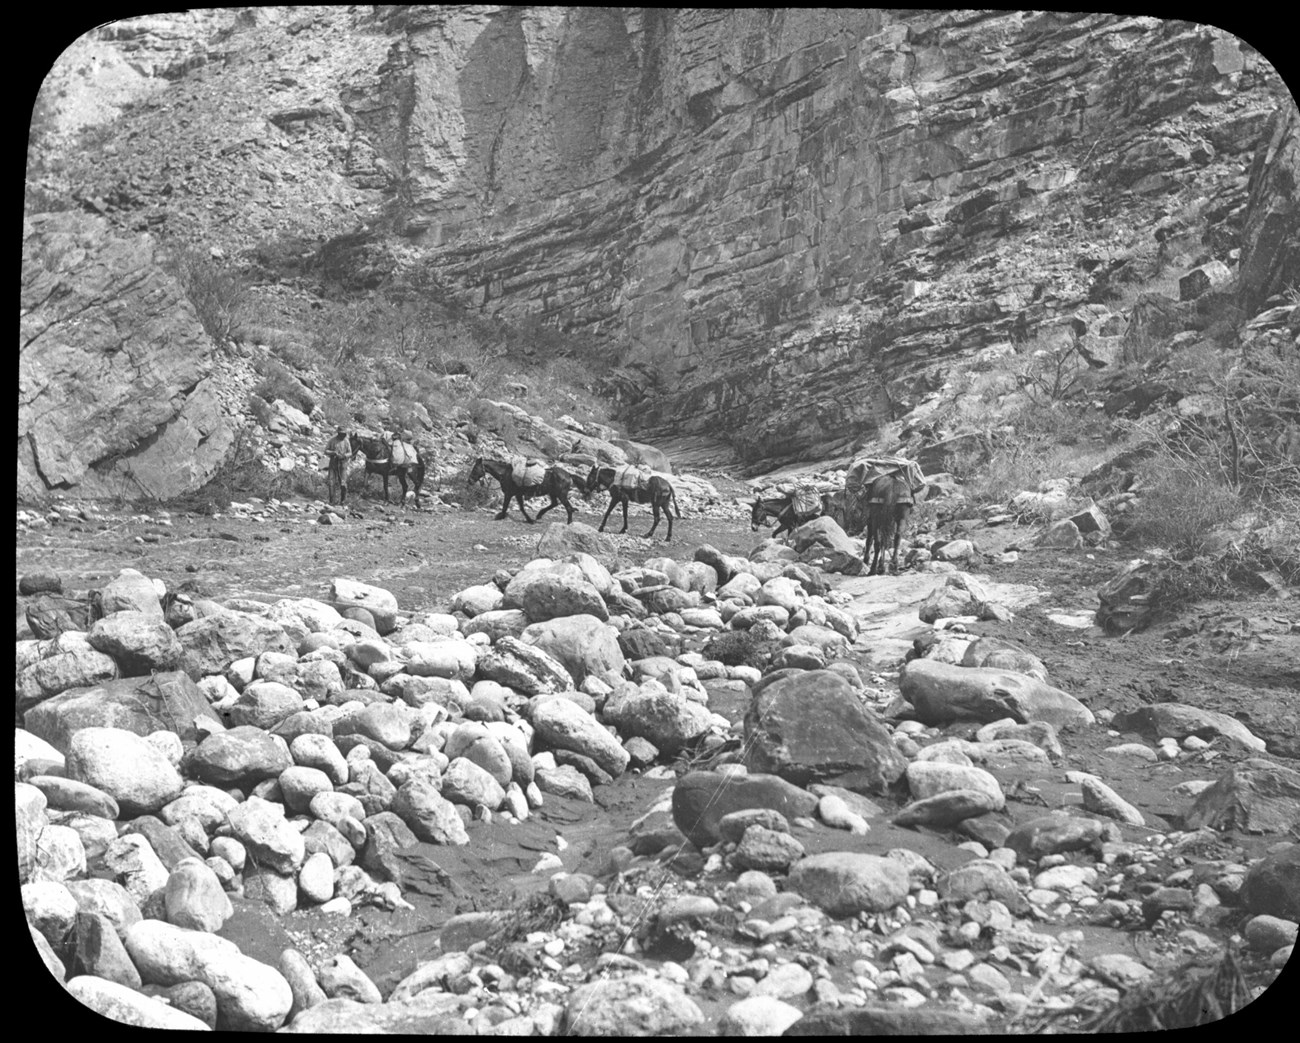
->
843, 456, 927, 537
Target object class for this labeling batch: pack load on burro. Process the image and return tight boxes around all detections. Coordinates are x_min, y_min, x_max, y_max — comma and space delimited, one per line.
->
842, 456, 927, 537
749, 482, 837, 540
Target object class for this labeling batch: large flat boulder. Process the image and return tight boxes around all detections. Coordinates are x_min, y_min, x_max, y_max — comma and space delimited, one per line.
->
1116, 703, 1266, 752
899, 659, 1094, 730
25, 671, 220, 754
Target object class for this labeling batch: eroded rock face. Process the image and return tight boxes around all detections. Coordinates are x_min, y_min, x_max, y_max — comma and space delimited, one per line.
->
34, 13, 1289, 471
19, 212, 238, 499
1239, 105, 1300, 313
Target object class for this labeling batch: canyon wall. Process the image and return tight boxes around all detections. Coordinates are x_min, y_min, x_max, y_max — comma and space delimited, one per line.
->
25, 8, 1297, 494
368, 9, 1289, 463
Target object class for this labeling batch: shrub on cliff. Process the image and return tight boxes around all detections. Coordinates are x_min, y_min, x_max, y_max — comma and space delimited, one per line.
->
162, 245, 248, 348
252, 358, 316, 416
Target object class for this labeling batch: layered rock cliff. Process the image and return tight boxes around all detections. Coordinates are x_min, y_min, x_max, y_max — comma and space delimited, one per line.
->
19, 213, 240, 500
26, 8, 1299, 492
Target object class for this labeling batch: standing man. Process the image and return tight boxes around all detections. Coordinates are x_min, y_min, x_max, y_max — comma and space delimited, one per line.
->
325, 426, 352, 505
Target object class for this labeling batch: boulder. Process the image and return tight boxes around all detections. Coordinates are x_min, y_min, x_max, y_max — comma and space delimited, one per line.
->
125, 815, 206, 869
1185, 759, 1300, 834
1005, 813, 1106, 859
530, 696, 630, 777
65, 727, 184, 816
564, 975, 704, 1036
900, 659, 1094, 730
176, 613, 295, 680
25, 776, 119, 820
125, 919, 294, 1031
1117, 703, 1266, 752
185, 727, 293, 787
521, 614, 624, 686
403, 637, 478, 682
330, 579, 399, 635
24, 670, 221, 754
1241, 846, 1300, 921
788, 852, 909, 916
672, 771, 819, 850
66, 977, 211, 1030
449, 583, 505, 617
504, 562, 608, 623
103, 833, 169, 905
602, 681, 714, 756
441, 758, 506, 810
744, 670, 906, 793
734, 826, 806, 873
475, 635, 574, 695
1080, 776, 1145, 826
164, 859, 234, 932
960, 637, 1049, 682
64, 878, 144, 938
99, 569, 164, 618
536, 521, 617, 561
17, 644, 119, 712
893, 790, 1002, 828
87, 610, 183, 673
905, 761, 1004, 807
1179, 259, 1233, 301
71, 909, 142, 987
391, 777, 469, 845
917, 573, 989, 623
266, 597, 343, 636
229, 680, 305, 731
937, 860, 1029, 912
1096, 560, 1156, 633
224, 797, 306, 874
460, 608, 530, 643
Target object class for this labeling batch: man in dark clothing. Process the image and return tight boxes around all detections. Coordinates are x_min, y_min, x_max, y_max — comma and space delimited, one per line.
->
325, 427, 352, 505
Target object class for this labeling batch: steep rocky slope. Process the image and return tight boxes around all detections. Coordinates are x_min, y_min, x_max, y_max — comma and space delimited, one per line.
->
24, 8, 1299, 494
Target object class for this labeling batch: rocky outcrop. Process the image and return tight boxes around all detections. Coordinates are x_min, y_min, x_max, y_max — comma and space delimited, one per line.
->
19, 212, 239, 499
1238, 104, 1300, 313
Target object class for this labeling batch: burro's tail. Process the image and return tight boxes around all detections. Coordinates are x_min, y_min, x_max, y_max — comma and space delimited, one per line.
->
671, 484, 682, 519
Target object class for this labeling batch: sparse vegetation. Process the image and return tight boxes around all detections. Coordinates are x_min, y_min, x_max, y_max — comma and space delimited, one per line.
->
252, 358, 316, 416
1119, 344, 1300, 528
945, 400, 1116, 514
171, 429, 293, 512
1125, 456, 1243, 558
1018, 334, 1090, 404
162, 245, 249, 348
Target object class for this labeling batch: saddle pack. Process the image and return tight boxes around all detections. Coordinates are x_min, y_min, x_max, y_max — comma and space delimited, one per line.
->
389, 441, 417, 468
612, 464, 653, 492
509, 455, 547, 485
791, 489, 824, 516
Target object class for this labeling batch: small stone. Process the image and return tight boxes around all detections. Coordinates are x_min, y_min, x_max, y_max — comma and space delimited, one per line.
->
319, 953, 382, 1004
